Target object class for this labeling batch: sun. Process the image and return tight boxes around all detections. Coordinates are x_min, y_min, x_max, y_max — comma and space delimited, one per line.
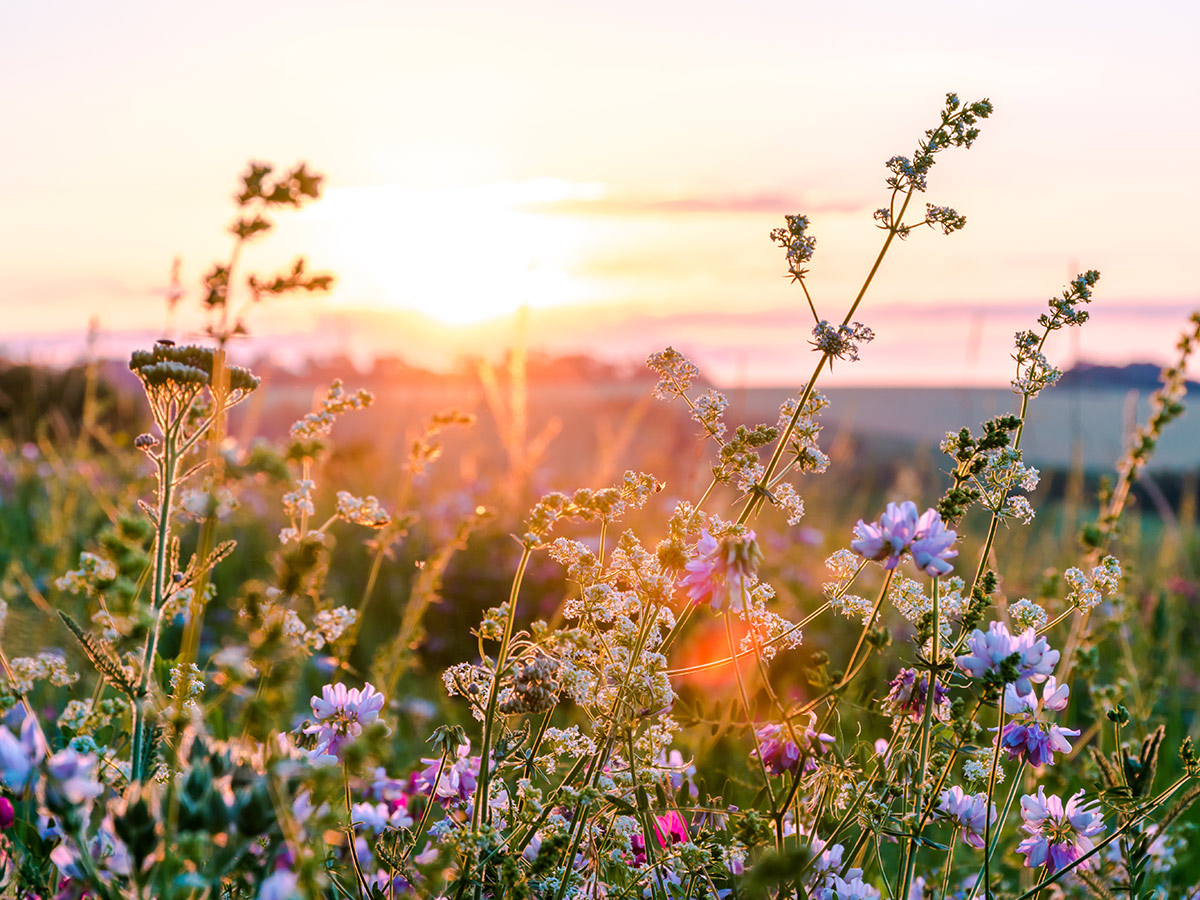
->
308, 180, 597, 325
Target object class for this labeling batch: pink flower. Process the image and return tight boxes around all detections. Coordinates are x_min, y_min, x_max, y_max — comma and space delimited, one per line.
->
678, 529, 762, 612
1016, 787, 1105, 872
631, 810, 689, 865
304, 682, 385, 761
937, 786, 996, 849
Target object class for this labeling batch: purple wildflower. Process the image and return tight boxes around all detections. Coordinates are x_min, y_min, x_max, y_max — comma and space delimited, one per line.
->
851, 501, 921, 569
937, 785, 996, 849
882, 668, 950, 722
911, 508, 958, 576
44, 749, 103, 811
753, 723, 834, 776
304, 682, 385, 761
415, 742, 479, 804
956, 621, 1059, 695
1016, 787, 1105, 872
678, 529, 762, 613
999, 678, 1079, 768
0, 716, 47, 792
851, 502, 957, 575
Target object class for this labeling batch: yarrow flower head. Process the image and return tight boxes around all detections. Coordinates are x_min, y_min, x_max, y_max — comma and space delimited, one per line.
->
956, 621, 1059, 696
678, 528, 762, 613
937, 785, 996, 849
851, 502, 957, 575
1017, 787, 1106, 872
304, 682, 385, 761
810, 320, 874, 364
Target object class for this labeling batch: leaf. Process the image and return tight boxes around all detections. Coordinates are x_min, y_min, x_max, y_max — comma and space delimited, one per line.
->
58, 612, 137, 698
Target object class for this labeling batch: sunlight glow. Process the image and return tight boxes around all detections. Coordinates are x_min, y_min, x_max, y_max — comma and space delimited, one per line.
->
310, 180, 603, 325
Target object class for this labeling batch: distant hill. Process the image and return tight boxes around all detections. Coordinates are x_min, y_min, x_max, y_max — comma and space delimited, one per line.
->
1057, 362, 1198, 391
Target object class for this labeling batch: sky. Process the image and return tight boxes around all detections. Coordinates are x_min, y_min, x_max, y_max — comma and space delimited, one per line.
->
1, 0, 1198, 385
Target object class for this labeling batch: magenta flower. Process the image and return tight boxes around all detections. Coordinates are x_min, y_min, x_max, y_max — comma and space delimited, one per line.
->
956, 621, 1060, 696
678, 529, 762, 612
851, 502, 957, 575
937, 785, 996, 849
631, 810, 689, 865
1017, 787, 1105, 872
753, 723, 834, 775
882, 668, 950, 722
304, 682, 385, 761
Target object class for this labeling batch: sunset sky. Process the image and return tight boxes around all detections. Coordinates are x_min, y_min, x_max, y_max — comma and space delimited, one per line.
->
2, 0, 1198, 385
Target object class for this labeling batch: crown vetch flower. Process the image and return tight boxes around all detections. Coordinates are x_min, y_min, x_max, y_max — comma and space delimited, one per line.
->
1016, 787, 1106, 872
911, 508, 958, 576
415, 741, 479, 804
678, 528, 762, 613
883, 668, 950, 722
851, 502, 957, 574
999, 677, 1079, 767
0, 716, 47, 792
305, 682, 385, 761
956, 621, 1059, 696
937, 785, 996, 849
753, 723, 834, 776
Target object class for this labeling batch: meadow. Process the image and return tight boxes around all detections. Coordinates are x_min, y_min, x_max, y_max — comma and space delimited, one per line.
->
0, 93, 1198, 900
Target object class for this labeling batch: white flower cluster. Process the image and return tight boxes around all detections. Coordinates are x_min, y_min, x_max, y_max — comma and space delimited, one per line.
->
282, 479, 315, 518
646, 347, 701, 400
7, 652, 78, 693
290, 379, 373, 438
691, 389, 729, 441
1008, 598, 1048, 631
1064, 556, 1122, 612
55, 552, 117, 597
335, 491, 391, 528
281, 606, 357, 652
823, 549, 872, 621
976, 448, 1040, 521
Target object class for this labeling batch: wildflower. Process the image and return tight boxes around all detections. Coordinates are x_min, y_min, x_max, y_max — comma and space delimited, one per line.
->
998, 678, 1079, 768
258, 871, 301, 900
956, 621, 1059, 696
304, 682, 385, 761
0, 717, 47, 792
44, 749, 104, 815
0, 797, 12, 829
852, 502, 957, 575
678, 529, 762, 613
1016, 787, 1105, 872
851, 501, 921, 569
753, 722, 833, 776
810, 320, 875, 364
631, 810, 688, 865
352, 800, 414, 833
910, 508, 958, 576
415, 742, 479, 804
882, 668, 950, 722
937, 786, 996, 849
1009, 599, 1047, 632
